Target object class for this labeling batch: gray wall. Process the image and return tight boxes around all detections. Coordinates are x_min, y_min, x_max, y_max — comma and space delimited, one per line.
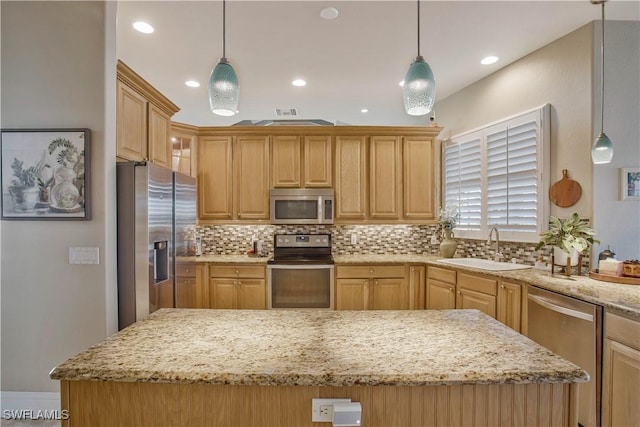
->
592, 21, 640, 260
1, 1, 118, 394
436, 21, 640, 260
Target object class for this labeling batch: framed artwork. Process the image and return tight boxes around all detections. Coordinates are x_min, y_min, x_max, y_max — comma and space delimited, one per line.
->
620, 167, 640, 201
1, 129, 90, 220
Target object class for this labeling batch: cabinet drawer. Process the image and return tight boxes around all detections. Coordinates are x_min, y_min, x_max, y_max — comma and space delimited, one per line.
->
458, 273, 497, 296
606, 311, 640, 350
176, 263, 197, 278
427, 266, 456, 285
336, 265, 405, 279
209, 265, 265, 279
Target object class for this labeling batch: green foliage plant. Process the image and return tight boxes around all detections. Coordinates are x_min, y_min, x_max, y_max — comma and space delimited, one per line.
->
535, 212, 599, 254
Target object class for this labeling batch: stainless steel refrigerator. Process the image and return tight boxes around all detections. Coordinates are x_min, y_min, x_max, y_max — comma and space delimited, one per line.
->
116, 161, 196, 330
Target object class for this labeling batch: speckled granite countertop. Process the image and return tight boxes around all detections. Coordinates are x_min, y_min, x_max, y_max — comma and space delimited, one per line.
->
334, 254, 640, 319
196, 254, 269, 264
50, 308, 587, 386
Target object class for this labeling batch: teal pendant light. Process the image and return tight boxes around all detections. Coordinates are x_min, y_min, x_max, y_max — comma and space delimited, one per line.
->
209, 0, 239, 117
591, 0, 613, 164
403, 0, 436, 116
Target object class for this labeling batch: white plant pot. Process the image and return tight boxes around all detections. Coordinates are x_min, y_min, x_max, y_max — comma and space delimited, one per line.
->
553, 247, 580, 266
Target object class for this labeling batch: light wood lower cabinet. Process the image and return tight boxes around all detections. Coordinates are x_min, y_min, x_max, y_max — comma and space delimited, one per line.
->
336, 265, 408, 310
602, 311, 640, 427
426, 266, 522, 331
208, 265, 266, 309
409, 265, 426, 309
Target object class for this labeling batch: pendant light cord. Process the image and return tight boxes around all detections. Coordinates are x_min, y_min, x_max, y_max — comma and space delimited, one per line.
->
600, 1, 605, 134
417, 0, 421, 57
222, 0, 226, 59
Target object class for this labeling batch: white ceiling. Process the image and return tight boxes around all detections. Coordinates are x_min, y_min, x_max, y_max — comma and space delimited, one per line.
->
116, 1, 639, 127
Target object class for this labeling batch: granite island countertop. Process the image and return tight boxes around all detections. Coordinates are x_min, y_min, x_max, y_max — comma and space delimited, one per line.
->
51, 308, 587, 387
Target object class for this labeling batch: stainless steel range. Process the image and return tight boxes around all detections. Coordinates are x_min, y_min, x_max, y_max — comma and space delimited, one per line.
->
267, 234, 334, 309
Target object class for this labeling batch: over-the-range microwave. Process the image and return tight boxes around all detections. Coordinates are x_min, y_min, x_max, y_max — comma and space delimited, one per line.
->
269, 188, 334, 225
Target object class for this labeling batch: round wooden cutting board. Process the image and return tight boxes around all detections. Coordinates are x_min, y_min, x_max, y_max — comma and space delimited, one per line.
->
549, 169, 582, 207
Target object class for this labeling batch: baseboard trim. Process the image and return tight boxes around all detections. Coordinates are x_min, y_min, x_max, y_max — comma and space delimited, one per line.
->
1, 391, 60, 412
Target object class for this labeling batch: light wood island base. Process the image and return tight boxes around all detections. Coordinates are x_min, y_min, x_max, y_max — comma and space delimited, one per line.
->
60, 380, 578, 427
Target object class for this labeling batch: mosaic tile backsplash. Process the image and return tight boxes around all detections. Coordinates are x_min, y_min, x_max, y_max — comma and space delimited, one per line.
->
197, 224, 565, 266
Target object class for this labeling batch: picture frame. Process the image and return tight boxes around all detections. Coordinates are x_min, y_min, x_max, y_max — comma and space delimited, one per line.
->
1, 128, 90, 220
620, 167, 640, 201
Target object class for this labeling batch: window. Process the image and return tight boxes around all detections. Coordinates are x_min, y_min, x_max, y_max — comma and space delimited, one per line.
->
444, 105, 550, 242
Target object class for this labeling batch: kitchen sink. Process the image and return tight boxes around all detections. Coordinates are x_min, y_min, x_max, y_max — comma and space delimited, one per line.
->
437, 258, 532, 271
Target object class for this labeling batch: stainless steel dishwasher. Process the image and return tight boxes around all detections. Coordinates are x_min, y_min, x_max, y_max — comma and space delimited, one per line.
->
527, 286, 602, 427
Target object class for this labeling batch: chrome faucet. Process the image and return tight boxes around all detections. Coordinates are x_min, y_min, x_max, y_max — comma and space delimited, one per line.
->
488, 227, 502, 261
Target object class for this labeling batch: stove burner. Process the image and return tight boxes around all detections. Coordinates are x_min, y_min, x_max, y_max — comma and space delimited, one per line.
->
269, 233, 333, 265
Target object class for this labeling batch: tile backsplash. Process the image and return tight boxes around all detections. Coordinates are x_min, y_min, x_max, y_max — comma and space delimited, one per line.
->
197, 224, 554, 266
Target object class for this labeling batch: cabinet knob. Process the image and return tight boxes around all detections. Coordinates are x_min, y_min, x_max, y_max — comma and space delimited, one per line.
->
500, 284, 505, 289
449, 288, 454, 292
186, 269, 191, 273
457, 290, 461, 295
374, 280, 378, 285
235, 270, 239, 275
369, 269, 374, 274
238, 281, 242, 285
233, 280, 237, 285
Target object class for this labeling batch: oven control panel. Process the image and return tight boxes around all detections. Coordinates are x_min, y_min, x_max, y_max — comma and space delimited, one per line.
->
274, 234, 331, 248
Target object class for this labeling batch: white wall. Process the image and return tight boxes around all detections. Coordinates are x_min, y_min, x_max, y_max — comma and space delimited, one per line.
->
1, 0, 117, 401
436, 20, 640, 260
436, 23, 594, 218
592, 21, 640, 260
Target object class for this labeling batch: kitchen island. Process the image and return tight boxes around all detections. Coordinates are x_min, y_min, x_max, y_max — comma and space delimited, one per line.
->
51, 309, 587, 427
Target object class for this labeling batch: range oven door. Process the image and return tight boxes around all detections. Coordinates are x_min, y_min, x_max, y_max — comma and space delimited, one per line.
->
267, 264, 334, 309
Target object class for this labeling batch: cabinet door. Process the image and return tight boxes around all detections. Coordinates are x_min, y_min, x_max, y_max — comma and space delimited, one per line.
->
236, 136, 270, 220
304, 136, 332, 187
409, 265, 426, 310
271, 135, 301, 188
335, 136, 367, 220
426, 279, 456, 310
148, 104, 172, 168
497, 281, 522, 332
456, 288, 497, 318
209, 278, 237, 309
369, 136, 401, 219
198, 136, 233, 220
403, 137, 435, 220
116, 80, 147, 161
336, 278, 368, 310
171, 131, 196, 177
237, 279, 266, 310
195, 264, 208, 308
371, 278, 408, 310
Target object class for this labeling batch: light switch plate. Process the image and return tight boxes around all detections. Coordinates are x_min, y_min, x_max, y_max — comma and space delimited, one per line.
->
69, 247, 100, 264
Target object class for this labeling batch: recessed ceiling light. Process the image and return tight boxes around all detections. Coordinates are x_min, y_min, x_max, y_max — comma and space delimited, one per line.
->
399, 80, 405, 87
292, 79, 307, 87
185, 80, 200, 88
481, 55, 499, 65
320, 7, 339, 20
361, 109, 369, 113
133, 21, 154, 34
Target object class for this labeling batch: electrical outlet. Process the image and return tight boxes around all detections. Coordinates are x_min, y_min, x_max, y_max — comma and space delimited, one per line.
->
350, 234, 358, 245
312, 398, 351, 422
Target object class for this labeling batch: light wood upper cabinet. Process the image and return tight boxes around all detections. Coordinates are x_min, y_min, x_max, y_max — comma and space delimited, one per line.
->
369, 136, 402, 220
198, 136, 233, 220
335, 136, 367, 220
116, 80, 147, 161
271, 135, 301, 187
147, 104, 171, 168
171, 122, 198, 177
116, 60, 179, 165
235, 136, 270, 220
403, 137, 435, 220
304, 136, 332, 187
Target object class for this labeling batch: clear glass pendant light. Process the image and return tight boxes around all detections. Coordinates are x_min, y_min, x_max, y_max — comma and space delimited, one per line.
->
591, 0, 613, 164
403, 0, 436, 116
209, 0, 239, 117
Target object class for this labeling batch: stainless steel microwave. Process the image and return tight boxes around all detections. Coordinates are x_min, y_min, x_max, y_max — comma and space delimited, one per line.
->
269, 188, 334, 225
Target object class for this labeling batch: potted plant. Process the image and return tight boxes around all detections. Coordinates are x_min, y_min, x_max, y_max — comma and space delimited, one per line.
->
535, 213, 599, 275
8, 158, 40, 212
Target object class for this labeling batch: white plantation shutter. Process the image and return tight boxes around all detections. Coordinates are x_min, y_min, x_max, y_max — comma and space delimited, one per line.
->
444, 134, 482, 231
444, 105, 549, 242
